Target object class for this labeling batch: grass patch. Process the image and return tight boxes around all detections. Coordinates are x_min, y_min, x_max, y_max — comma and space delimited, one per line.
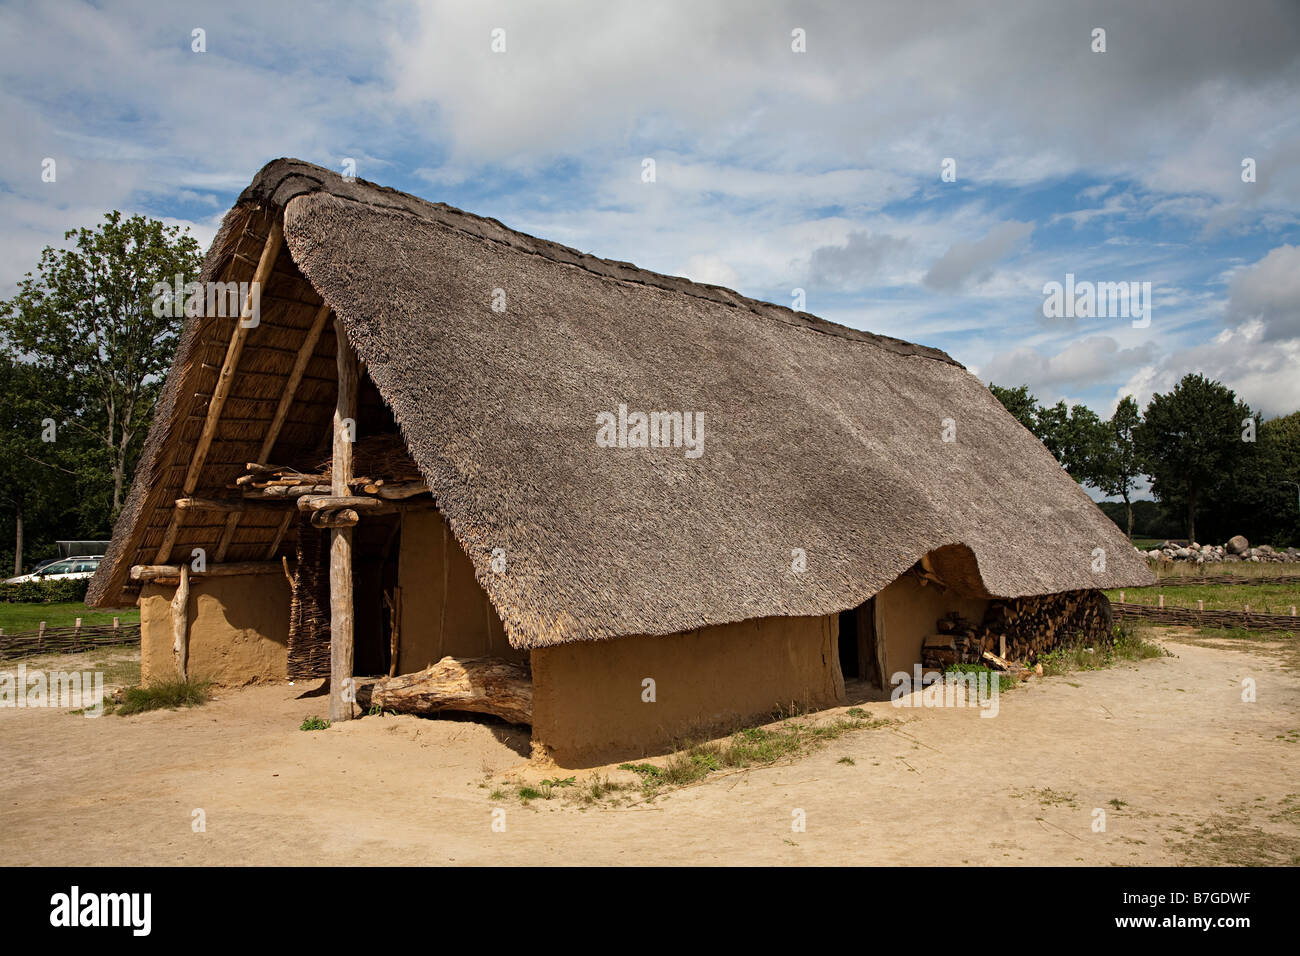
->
618, 712, 893, 800
1039, 627, 1168, 676
117, 678, 212, 716
943, 662, 1018, 693
299, 715, 331, 731
0, 601, 140, 632
1106, 581, 1300, 613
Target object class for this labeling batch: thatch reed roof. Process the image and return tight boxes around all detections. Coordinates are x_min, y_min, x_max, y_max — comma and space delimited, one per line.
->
89, 158, 1153, 646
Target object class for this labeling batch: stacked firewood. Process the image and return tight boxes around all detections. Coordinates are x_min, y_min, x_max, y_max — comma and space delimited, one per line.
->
922, 590, 1114, 671
231, 434, 428, 499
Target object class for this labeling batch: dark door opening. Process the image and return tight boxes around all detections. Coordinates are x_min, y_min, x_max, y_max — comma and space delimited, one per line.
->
838, 609, 859, 682
838, 598, 882, 689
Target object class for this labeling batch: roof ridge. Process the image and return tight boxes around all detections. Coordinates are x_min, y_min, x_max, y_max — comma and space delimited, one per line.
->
239, 158, 962, 367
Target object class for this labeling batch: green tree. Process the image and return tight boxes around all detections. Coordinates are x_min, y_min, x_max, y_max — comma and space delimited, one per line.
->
0, 355, 82, 573
989, 383, 1110, 486
988, 383, 1038, 432
0, 212, 201, 520
1135, 374, 1254, 543
1095, 396, 1142, 538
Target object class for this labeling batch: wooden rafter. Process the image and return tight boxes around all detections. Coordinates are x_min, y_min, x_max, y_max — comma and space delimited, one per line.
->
154, 215, 285, 564
214, 302, 333, 561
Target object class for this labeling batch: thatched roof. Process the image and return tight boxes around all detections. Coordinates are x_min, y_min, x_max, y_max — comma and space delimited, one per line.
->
89, 158, 1154, 646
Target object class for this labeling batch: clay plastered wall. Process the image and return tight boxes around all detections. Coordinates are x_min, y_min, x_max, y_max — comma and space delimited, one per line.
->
532, 614, 842, 767
874, 574, 988, 680
138, 573, 290, 686
397, 509, 522, 672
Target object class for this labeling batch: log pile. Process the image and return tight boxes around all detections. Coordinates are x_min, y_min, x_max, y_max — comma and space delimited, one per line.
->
355, 656, 532, 725
922, 590, 1114, 671
232, 434, 428, 500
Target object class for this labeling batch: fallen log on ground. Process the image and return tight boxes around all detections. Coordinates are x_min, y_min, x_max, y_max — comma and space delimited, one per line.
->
355, 656, 532, 725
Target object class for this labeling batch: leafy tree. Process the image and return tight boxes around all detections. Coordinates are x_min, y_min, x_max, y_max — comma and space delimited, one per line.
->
989, 383, 1109, 487
1095, 396, 1142, 537
0, 212, 201, 520
988, 383, 1037, 432
0, 355, 81, 573
1135, 374, 1254, 543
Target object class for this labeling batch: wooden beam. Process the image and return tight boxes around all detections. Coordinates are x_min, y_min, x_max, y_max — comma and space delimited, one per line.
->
330, 314, 358, 722
264, 510, 295, 560
176, 496, 287, 512
131, 560, 290, 582
214, 303, 334, 560
171, 564, 190, 680
154, 215, 285, 563
297, 495, 385, 512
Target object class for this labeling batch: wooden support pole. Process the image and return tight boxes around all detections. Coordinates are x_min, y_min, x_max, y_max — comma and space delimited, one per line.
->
155, 215, 284, 563
171, 564, 190, 681
330, 314, 358, 722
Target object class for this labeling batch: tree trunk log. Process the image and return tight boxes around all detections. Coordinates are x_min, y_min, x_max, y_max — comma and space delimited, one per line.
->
357, 656, 532, 725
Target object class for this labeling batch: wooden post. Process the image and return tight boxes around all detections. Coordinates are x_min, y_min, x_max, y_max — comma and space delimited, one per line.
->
73, 617, 82, 650
1118, 591, 1124, 603
172, 564, 190, 681
1158, 594, 1164, 608
330, 314, 357, 722
1197, 599, 1204, 612
37, 621, 45, 650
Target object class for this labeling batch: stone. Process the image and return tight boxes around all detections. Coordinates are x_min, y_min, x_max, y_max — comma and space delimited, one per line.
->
1226, 535, 1249, 555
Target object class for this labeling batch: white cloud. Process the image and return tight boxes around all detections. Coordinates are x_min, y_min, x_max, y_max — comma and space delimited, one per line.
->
976, 335, 1157, 394
924, 220, 1034, 291
1226, 244, 1300, 340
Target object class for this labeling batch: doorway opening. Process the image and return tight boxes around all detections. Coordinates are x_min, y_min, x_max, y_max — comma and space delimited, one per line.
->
838, 597, 882, 689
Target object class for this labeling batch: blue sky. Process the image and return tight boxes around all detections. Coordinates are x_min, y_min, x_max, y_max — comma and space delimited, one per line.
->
3, 0, 1299, 431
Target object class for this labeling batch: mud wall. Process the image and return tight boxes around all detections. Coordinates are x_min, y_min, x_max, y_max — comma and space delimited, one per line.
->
873, 573, 989, 680
138, 573, 290, 686
396, 509, 522, 672
531, 614, 842, 767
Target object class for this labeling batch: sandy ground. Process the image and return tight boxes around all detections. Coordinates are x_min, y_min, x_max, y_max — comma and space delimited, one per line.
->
1, 631, 1297, 866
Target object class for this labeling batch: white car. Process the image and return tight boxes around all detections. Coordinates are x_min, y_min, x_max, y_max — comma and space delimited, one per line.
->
4, 556, 103, 584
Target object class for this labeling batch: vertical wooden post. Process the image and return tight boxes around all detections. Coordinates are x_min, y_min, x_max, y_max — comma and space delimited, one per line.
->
172, 564, 190, 680
330, 315, 357, 722
38, 621, 45, 650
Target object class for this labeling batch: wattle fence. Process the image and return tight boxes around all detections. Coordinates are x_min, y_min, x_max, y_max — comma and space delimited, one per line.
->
0, 620, 141, 660
1112, 602, 1299, 631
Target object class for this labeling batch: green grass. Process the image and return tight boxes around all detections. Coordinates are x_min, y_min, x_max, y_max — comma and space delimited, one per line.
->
1038, 627, 1168, 676
1141, 560, 1299, 583
615, 712, 894, 799
1105, 581, 1300, 613
117, 678, 212, 716
299, 715, 331, 731
0, 601, 140, 632
943, 662, 1018, 694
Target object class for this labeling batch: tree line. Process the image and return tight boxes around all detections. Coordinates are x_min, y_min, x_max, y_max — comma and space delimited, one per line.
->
989, 378, 1300, 546
0, 213, 200, 574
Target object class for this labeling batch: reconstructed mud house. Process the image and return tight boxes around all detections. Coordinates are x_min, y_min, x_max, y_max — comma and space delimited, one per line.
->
89, 159, 1154, 765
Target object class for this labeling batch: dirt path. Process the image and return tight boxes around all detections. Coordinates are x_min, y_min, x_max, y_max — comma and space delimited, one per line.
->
2, 633, 1297, 865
